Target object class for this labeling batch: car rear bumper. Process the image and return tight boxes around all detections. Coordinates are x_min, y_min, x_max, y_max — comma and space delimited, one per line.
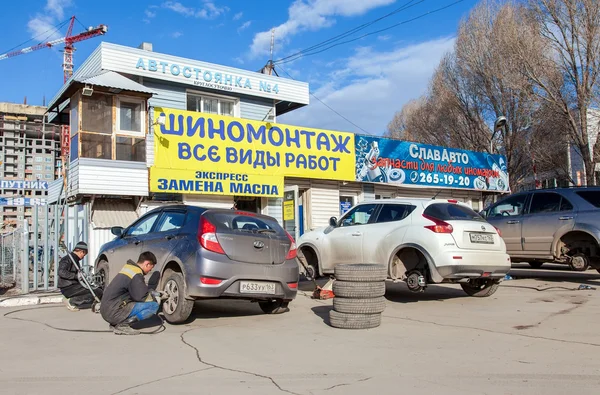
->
185, 251, 299, 301
430, 250, 511, 282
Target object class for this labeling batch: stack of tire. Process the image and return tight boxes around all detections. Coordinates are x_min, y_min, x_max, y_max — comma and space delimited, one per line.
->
330, 264, 387, 329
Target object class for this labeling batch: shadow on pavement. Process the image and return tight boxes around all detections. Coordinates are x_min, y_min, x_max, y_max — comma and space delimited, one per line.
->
509, 263, 600, 288
298, 278, 331, 292
185, 299, 264, 322
311, 305, 332, 325
384, 282, 466, 303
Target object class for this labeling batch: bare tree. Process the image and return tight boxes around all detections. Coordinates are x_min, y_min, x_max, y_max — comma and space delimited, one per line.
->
516, 0, 600, 185
384, 98, 423, 140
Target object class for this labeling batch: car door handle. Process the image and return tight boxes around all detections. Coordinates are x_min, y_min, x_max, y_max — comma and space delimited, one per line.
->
351, 232, 362, 236
166, 235, 174, 240
134, 240, 141, 245
506, 220, 520, 224
559, 216, 573, 220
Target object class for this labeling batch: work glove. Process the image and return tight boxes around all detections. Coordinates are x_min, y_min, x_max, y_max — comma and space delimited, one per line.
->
151, 291, 168, 303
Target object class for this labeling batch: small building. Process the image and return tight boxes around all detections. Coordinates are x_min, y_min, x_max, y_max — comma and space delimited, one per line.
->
46, 42, 510, 262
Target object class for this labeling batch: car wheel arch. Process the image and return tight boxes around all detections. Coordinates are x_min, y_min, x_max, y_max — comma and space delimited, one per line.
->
553, 228, 600, 259
160, 260, 190, 298
298, 243, 323, 276
388, 243, 442, 283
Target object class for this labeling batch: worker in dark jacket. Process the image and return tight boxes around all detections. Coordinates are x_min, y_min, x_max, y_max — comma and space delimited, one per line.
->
100, 251, 160, 335
58, 241, 103, 311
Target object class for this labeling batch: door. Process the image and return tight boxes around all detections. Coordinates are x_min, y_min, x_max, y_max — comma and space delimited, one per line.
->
521, 192, 575, 255
139, 209, 187, 273
108, 211, 161, 281
326, 203, 378, 267
283, 186, 299, 240
363, 203, 413, 264
486, 193, 529, 254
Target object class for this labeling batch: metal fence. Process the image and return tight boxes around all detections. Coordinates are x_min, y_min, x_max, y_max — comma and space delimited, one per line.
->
1, 204, 67, 294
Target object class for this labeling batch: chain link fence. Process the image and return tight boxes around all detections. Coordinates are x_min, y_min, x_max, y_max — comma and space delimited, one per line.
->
1, 230, 22, 289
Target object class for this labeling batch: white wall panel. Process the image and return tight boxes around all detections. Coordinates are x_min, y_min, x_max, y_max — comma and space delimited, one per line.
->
76, 158, 148, 196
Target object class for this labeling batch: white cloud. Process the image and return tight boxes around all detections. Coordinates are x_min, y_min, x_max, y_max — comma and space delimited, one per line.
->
279, 37, 455, 135
145, 9, 157, 18
28, 0, 73, 41
171, 31, 183, 38
233, 11, 243, 20
377, 34, 391, 41
238, 21, 252, 33
249, 0, 395, 58
162, 1, 228, 19
45, 0, 73, 20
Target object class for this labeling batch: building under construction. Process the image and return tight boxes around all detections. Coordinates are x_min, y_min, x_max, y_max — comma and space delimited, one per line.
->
0, 102, 61, 232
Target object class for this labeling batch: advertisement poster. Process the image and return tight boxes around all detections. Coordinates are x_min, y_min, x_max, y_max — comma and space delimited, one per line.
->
355, 136, 509, 192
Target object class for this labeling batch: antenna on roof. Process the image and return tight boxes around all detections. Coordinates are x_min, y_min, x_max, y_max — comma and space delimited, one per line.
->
432, 190, 442, 200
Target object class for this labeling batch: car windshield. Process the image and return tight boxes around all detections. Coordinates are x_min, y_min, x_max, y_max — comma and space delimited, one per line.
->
424, 203, 484, 221
576, 191, 600, 208
209, 212, 282, 234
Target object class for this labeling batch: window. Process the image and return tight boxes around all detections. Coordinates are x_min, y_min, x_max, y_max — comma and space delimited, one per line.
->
117, 98, 144, 134
126, 212, 160, 236
35, 165, 42, 170
44, 174, 52, 179
45, 165, 53, 171
489, 194, 528, 217
116, 136, 146, 162
560, 197, 573, 211
528, 193, 562, 214
340, 204, 377, 227
45, 157, 52, 163
424, 203, 484, 221
187, 92, 236, 117
81, 133, 112, 160
155, 211, 186, 232
35, 157, 43, 162
82, 93, 112, 134
576, 191, 600, 208
376, 204, 415, 223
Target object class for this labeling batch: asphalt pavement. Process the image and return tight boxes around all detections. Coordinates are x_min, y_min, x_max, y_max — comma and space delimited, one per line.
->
1, 264, 599, 395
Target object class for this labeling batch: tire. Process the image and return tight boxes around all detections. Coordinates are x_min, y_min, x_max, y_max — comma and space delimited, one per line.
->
528, 261, 544, 269
569, 253, 589, 272
332, 281, 386, 299
329, 310, 381, 329
259, 299, 290, 314
162, 271, 194, 324
304, 264, 317, 281
334, 264, 387, 282
333, 297, 386, 314
96, 261, 110, 288
461, 280, 500, 297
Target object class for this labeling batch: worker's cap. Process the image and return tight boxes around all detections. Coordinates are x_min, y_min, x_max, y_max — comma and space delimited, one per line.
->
74, 241, 88, 251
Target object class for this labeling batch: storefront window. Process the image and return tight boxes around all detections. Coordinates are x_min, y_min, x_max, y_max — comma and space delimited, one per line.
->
118, 98, 144, 134
116, 136, 146, 162
81, 93, 112, 134
187, 92, 236, 117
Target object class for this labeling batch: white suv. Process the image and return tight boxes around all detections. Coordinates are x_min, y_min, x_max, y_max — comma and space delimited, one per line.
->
298, 198, 511, 297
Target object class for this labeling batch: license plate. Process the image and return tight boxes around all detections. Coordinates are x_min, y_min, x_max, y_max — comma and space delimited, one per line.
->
470, 233, 494, 244
239, 281, 276, 294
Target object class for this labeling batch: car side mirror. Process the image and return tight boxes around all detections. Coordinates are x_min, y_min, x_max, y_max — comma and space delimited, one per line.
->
111, 226, 124, 237
329, 217, 338, 227
479, 210, 487, 219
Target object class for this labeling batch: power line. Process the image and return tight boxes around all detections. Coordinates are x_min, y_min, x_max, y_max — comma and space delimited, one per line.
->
275, 0, 465, 65
1, 18, 70, 54
274, 0, 424, 64
277, 65, 371, 135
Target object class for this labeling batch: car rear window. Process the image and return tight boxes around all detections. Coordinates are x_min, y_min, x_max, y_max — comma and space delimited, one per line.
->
424, 203, 484, 221
576, 191, 600, 208
208, 212, 284, 234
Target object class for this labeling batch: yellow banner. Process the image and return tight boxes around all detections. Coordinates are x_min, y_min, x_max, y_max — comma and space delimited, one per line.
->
150, 168, 284, 197
152, 107, 356, 181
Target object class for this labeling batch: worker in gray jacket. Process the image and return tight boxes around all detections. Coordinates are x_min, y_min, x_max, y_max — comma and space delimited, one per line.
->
100, 251, 161, 335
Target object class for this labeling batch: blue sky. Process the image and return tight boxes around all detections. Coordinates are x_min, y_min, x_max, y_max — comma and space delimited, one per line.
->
0, 0, 477, 134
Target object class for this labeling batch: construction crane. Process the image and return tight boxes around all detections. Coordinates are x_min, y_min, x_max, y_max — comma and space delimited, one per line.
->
0, 16, 108, 83
0, 16, 107, 190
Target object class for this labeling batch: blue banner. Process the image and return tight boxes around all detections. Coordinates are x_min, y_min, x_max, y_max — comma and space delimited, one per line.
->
0, 198, 47, 206
355, 136, 509, 192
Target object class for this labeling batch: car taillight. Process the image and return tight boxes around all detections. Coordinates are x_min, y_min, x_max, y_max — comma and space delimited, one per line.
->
234, 211, 256, 216
494, 226, 502, 237
423, 214, 453, 233
200, 277, 223, 285
198, 216, 225, 254
287, 282, 298, 289
448, 199, 458, 204
285, 231, 297, 260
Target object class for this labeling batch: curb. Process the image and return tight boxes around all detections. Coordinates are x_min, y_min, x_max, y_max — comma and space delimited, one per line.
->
0, 294, 63, 308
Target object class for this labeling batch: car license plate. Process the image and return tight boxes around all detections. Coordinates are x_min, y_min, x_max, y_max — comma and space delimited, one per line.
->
239, 281, 276, 294
470, 233, 494, 244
